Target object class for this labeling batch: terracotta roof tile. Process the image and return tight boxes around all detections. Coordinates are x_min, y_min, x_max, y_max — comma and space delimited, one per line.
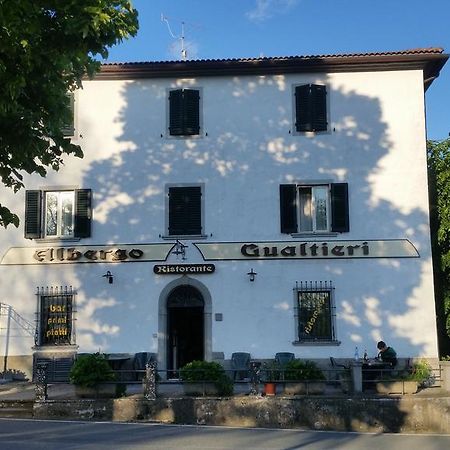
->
103, 48, 445, 66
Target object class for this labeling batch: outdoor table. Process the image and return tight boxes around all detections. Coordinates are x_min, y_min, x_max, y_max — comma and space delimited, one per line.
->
106, 353, 132, 371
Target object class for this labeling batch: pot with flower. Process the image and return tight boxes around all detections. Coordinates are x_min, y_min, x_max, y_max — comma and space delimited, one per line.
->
261, 361, 283, 396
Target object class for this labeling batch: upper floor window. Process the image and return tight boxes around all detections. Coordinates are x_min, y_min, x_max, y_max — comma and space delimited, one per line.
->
166, 185, 203, 236
62, 92, 75, 137
25, 189, 92, 239
45, 191, 75, 237
280, 183, 349, 234
168, 88, 200, 136
294, 84, 328, 133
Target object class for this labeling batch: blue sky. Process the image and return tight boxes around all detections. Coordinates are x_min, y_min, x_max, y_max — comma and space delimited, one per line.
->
106, 0, 449, 140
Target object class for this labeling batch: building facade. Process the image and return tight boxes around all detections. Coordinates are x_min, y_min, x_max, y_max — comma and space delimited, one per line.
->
0, 48, 448, 378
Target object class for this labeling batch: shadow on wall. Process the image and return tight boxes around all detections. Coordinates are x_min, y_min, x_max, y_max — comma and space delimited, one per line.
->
76, 69, 433, 363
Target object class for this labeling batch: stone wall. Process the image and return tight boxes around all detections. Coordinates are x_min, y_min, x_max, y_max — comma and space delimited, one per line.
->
32, 396, 450, 433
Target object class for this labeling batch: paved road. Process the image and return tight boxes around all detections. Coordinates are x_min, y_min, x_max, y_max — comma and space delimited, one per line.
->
0, 419, 449, 450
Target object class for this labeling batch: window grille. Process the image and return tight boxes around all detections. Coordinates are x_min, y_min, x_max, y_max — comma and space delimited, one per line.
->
294, 281, 336, 342
35, 286, 77, 347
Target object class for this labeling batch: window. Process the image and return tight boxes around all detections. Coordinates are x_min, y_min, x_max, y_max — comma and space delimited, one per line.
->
280, 183, 349, 234
62, 92, 75, 136
295, 281, 336, 343
294, 84, 328, 132
168, 88, 200, 136
36, 286, 75, 347
167, 185, 203, 236
25, 189, 92, 239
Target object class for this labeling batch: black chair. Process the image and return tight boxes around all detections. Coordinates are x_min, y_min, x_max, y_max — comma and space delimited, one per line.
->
231, 352, 251, 381
275, 352, 295, 380
329, 356, 349, 370
275, 352, 295, 366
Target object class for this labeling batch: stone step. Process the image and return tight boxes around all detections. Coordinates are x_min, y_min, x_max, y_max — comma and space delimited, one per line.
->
0, 402, 33, 419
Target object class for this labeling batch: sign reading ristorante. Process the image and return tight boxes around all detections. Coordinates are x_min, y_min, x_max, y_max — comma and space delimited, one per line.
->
153, 264, 215, 274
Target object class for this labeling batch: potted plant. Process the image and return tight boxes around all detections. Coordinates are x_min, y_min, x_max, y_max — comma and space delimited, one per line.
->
262, 360, 282, 395
180, 360, 233, 396
282, 359, 326, 395
375, 359, 433, 394
69, 352, 118, 398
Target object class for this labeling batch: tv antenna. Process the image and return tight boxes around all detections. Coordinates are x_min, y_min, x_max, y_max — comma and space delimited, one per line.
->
161, 13, 187, 61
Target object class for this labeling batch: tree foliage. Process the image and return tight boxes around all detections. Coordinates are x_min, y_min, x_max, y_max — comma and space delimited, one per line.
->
428, 138, 450, 344
0, 1, 138, 227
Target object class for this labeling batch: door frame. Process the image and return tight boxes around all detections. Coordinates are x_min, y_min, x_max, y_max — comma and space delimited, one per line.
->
158, 277, 212, 377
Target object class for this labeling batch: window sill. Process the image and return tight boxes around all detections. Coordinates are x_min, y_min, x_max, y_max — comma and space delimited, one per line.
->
291, 129, 331, 137
34, 237, 81, 243
291, 232, 338, 238
161, 235, 208, 240
165, 133, 204, 139
292, 340, 341, 346
32, 344, 78, 352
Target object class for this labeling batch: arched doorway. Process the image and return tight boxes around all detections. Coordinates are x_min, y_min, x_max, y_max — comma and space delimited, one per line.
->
167, 285, 204, 375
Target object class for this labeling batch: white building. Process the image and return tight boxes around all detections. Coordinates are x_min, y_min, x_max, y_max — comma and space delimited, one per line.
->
0, 48, 448, 380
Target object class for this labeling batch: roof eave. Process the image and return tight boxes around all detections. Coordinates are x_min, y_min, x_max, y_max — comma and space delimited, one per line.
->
93, 52, 448, 90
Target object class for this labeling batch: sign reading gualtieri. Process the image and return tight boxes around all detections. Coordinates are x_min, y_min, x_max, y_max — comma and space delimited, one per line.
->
153, 264, 215, 274
194, 240, 419, 260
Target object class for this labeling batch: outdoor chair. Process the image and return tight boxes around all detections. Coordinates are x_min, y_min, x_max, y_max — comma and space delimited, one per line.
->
329, 356, 351, 385
231, 352, 251, 381
329, 356, 349, 370
275, 352, 295, 366
275, 352, 295, 380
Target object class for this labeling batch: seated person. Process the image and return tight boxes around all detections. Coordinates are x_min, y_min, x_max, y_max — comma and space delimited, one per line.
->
363, 341, 397, 390
377, 341, 397, 367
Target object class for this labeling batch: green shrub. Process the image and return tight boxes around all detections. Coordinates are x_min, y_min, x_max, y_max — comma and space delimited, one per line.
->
403, 360, 433, 386
180, 360, 233, 396
69, 353, 115, 388
284, 360, 325, 381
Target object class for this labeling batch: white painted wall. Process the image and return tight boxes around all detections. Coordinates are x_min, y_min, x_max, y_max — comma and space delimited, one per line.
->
0, 67, 438, 362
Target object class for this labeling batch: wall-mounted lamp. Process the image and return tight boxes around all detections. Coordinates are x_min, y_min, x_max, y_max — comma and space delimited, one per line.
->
102, 271, 114, 284
247, 268, 257, 282
172, 240, 188, 260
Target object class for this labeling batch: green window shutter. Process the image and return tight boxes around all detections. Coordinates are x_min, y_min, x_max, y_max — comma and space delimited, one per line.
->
169, 89, 200, 136
331, 183, 349, 232
168, 186, 202, 235
24, 190, 42, 239
62, 93, 75, 136
169, 89, 184, 135
295, 85, 312, 132
280, 184, 298, 233
295, 84, 327, 132
182, 89, 200, 135
311, 84, 327, 132
74, 189, 92, 238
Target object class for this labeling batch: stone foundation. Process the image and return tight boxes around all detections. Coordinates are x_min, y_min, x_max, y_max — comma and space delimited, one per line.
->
32, 396, 450, 433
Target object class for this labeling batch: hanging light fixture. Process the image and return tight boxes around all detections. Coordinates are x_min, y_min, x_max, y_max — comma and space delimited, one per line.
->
102, 271, 114, 284
247, 268, 257, 282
